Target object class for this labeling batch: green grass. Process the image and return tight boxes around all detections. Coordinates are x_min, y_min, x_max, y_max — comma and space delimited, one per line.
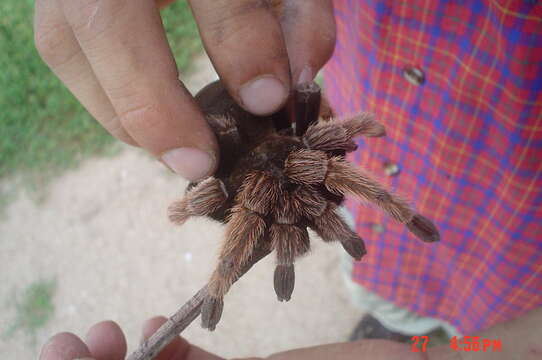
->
3, 279, 57, 346
0, 0, 202, 201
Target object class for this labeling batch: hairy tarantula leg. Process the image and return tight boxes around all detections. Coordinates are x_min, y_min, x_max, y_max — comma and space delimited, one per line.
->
286, 150, 413, 222
302, 121, 358, 153
302, 114, 385, 153
209, 209, 266, 297
274, 264, 295, 302
284, 151, 439, 242
294, 82, 322, 136
341, 112, 386, 138
203, 172, 279, 330
204, 206, 267, 330
284, 149, 328, 185
168, 177, 228, 225
268, 182, 313, 301
270, 224, 310, 301
201, 296, 224, 332
325, 158, 414, 223
325, 158, 440, 242
237, 171, 281, 214
406, 214, 440, 243
310, 204, 367, 260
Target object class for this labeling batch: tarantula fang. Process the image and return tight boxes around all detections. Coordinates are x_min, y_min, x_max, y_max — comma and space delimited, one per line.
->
168, 80, 440, 331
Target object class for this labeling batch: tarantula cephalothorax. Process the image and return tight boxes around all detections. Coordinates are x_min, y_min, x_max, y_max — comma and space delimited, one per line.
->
168, 80, 440, 330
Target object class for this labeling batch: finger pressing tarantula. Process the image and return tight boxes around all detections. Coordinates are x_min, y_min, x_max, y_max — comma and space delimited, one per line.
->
168, 80, 440, 331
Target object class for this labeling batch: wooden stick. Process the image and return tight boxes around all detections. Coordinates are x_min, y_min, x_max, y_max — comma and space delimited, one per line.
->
127, 246, 271, 360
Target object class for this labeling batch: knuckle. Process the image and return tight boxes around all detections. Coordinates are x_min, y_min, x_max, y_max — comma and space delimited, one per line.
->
118, 103, 161, 132
205, 1, 273, 47
101, 115, 138, 145
34, 23, 77, 67
62, 0, 127, 39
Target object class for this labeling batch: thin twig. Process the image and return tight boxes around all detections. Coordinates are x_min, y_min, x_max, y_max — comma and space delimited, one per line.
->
127, 246, 271, 360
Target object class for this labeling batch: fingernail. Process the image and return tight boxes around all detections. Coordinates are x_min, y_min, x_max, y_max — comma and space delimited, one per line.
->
161, 148, 215, 182
239, 75, 288, 116
297, 66, 314, 85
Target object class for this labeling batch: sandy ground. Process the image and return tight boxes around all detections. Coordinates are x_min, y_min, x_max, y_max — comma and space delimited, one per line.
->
0, 54, 363, 359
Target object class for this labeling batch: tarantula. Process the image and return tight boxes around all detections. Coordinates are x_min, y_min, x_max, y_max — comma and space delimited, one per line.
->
168, 80, 440, 330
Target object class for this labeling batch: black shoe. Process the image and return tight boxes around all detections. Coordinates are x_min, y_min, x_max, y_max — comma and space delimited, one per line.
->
349, 314, 412, 342
349, 314, 451, 345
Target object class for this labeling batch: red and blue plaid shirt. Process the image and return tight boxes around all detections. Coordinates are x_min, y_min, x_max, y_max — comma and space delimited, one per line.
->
324, 0, 542, 334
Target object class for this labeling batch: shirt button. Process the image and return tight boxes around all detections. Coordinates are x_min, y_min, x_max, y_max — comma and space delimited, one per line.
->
371, 223, 385, 233
384, 162, 401, 177
402, 66, 425, 86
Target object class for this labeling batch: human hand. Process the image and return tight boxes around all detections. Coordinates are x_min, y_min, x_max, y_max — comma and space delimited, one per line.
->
34, 0, 336, 181
39, 315, 453, 360
39, 316, 223, 360
39, 310, 542, 360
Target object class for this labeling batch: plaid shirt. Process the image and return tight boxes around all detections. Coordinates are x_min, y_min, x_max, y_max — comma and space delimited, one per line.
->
323, 0, 542, 334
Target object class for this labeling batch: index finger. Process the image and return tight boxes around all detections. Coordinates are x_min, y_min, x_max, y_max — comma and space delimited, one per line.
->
59, 0, 218, 181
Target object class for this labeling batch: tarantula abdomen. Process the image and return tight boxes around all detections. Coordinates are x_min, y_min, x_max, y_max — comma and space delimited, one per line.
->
168, 80, 440, 331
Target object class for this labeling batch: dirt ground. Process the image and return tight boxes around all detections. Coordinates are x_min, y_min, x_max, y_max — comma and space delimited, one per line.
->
0, 54, 363, 359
